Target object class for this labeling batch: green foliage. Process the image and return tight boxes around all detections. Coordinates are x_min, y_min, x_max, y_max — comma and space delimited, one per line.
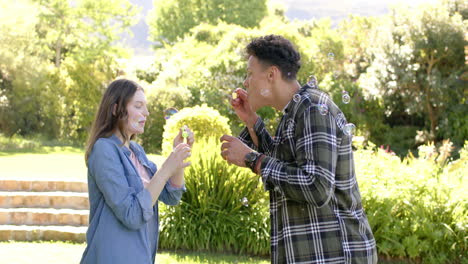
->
338, 15, 381, 78
139, 85, 192, 154
158, 137, 270, 256
147, 0, 268, 43
59, 58, 117, 144
355, 140, 467, 263
34, 0, 138, 67
161, 105, 231, 156
437, 78, 468, 148
359, 2, 466, 143
0, 0, 137, 144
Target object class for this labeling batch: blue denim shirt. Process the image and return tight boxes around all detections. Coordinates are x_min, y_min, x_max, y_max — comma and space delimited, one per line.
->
80, 135, 185, 264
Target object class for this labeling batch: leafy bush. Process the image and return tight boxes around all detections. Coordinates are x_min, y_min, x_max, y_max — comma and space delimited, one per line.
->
158, 137, 270, 256
139, 85, 192, 154
161, 104, 231, 156
355, 140, 467, 263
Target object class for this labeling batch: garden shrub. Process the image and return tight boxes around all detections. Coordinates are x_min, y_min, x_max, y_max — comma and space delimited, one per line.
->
161, 104, 231, 156
355, 140, 467, 263
158, 137, 270, 256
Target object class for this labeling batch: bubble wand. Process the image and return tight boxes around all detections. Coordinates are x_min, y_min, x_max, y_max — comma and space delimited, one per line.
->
182, 125, 189, 144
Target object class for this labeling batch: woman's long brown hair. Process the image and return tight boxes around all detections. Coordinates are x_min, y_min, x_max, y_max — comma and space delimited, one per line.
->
85, 79, 143, 163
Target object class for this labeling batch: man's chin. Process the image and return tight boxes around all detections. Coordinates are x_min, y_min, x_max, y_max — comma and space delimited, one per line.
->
249, 101, 262, 112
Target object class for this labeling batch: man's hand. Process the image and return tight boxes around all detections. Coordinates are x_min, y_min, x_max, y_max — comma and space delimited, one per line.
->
231, 88, 258, 127
220, 134, 252, 167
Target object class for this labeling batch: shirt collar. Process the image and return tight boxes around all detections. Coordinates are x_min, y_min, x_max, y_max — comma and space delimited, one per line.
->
283, 84, 309, 115
110, 134, 132, 155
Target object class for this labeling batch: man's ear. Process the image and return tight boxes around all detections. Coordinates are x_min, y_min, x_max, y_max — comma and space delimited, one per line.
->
268, 66, 280, 81
112, 103, 117, 116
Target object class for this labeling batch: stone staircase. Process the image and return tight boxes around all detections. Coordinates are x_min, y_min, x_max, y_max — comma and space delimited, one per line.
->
0, 178, 88, 242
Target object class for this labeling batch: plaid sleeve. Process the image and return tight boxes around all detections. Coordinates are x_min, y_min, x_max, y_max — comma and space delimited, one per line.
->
238, 117, 274, 154
260, 105, 338, 207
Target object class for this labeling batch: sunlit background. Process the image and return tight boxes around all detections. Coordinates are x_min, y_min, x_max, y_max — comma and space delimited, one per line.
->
124, 0, 440, 56
0, 0, 466, 263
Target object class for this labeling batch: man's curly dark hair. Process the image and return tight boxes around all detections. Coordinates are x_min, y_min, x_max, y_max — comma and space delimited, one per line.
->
246, 35, 301, 81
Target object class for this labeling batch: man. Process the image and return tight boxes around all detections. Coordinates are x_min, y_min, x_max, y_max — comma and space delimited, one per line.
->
220, 35, 377, 263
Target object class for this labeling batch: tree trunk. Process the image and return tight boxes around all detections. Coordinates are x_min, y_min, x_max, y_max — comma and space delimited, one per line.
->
55, 36, 62, 68
425, 55, 439, 139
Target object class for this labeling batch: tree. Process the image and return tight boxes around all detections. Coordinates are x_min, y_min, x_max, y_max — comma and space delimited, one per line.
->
147, 0, 268, 43
0, 0, 56, 137
338, 15, 381, 80
35, 0, 138, 67
0, 0, 139, 142
359, 2, 466, 142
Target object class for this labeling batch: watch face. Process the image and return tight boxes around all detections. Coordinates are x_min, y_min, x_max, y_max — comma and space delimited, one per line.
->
246, 152, 257, 162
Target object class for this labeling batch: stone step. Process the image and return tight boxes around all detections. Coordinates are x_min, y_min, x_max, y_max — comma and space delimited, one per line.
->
0, 179, 87, 192
0, 225, 86, 242
0, 208, 88, 226
0, 192, 89, 210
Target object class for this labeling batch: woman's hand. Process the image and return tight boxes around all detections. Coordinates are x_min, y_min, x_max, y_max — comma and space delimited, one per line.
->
173, 126, 195, 149
161, 143, 191, 179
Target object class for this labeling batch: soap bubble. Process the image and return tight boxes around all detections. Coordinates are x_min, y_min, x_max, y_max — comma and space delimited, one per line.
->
343, 123, 356, 136
342, 91, 351, 104
318, 104, 329, 115
333, 71, 340, 79
260, 88, 271, 97
307, 75, 318, 88
241, 197, 249, 207
164, 107, 178, 120
293, 94, 301, 103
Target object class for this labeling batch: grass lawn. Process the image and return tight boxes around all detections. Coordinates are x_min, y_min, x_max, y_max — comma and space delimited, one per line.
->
0, 242, 270, 264
0, 147, 165, 180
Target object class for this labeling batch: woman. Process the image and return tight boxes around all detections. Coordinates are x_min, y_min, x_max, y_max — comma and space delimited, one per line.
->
80, 78, 193, 264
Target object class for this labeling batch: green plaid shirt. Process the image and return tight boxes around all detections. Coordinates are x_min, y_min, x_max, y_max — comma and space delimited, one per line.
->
239, 85, 377, 264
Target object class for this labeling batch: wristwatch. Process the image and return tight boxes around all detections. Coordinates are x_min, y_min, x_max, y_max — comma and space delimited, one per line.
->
244, 151, 263, 173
